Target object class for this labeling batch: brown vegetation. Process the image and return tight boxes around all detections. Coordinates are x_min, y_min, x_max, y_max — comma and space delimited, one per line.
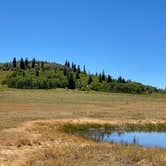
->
1, 89, 166, 165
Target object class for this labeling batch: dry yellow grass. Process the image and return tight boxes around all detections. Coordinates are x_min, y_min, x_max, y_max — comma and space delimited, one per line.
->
1, 88, 166, 165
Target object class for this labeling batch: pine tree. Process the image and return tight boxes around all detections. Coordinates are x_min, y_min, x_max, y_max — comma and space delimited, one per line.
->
83, 65, 86, 74
118, 76, 123, 83
25, 58, 29, 68
20, 58, 25, 70
41, 61, 44, 70
13, 57, 17, 68
32, 58, 36, 68
101, 70, 106, 81
67, 61, 70, 68
65, 60, 68, 66
67, 73, 75, 89
35, 70, 39, 76
76, 71, 80, 79
99, 74, 102, 82
107, 74, 112, 83
73, 64, 76, 72
77, 65, 81, 74
71, 62, 74, 69
63, 67, 67, 76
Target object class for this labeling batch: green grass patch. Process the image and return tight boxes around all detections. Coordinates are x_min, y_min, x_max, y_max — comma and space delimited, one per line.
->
62, 122, 166, 134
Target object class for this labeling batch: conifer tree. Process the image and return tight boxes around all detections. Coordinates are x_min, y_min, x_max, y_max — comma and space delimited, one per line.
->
101, 70, 106, 81
32, 58, 36, 68
35, 70, 39, 76
83, 65, 86, 74
77, 65, 81, 74
25, 58, 29, 68
20, 58, 25, 69
76, 70, 80, 79
73, 64, 76, 72
63, 67, 67, 76
13, 57, 17, 68
41, 61, 44, 70
65, 60, 68, 66
67, 73, 75, 89
99, 73, 102, 82
107, 74, 112, 83
67, 61, 70, 68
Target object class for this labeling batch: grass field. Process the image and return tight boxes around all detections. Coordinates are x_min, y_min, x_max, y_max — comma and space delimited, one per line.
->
1, 88, 166, 165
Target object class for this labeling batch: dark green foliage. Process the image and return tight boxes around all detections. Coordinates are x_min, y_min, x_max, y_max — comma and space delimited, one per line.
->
67, 73, 75, 89
35, 70, 39, 77
1, 58, 163, 94
77, 65, 81, 74
83, 65, 86, 74
88, 75, 93, 84
107, 74, 112, 83
32, 58, 36, 68
20, 58, 25, 70
22, 71, 25, 77
63, 67, 67, 76
99, 74, 102, 83
118, 76, 126, 83
75, 71, 80, 79
101, 70, 106, 81
13, 57, 17, 68
25, 58, 29, 68
41, 61, 44, 70
73, 64, 77, 72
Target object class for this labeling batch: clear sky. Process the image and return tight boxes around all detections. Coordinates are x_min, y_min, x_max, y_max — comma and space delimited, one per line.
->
0, 0, 166, 88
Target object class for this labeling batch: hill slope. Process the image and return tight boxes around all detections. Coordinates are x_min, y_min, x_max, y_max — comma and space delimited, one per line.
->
0, 58, 163, 94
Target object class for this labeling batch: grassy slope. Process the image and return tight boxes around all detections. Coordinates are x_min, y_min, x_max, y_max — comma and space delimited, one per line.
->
0, 71, 11, 82
1, 82, 166, 165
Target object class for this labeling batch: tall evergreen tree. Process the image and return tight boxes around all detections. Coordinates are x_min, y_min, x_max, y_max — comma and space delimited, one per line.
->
107, 74, 112, 83
41, 61, 44, 70
63, 67, 67, 76
99, 73, 102, 82
35, 70, 39, 76
25, 58, 29, 68
71, 62, 74, 69
118, 76, 122, 83
83, 65, 86, 74
65, 60, 68, 66
101, 70, 106, 81
13, 57, 17, 68
67, 61, 70, 68
67, 73, 75, 89
32, 58, 36, 68
20, 58, 25, 69
75, 70, 80, 79
73, 64, 76, 72
77, 65, 81, 74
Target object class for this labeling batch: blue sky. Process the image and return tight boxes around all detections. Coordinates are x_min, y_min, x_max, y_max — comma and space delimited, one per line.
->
0, 0, 166, 88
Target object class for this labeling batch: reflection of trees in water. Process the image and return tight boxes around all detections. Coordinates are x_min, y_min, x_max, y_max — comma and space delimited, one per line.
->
87, 128, 106, 141
87, 129, 139, 146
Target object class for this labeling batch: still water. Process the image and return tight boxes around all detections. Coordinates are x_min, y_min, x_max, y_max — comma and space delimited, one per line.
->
87, 130, 166, 148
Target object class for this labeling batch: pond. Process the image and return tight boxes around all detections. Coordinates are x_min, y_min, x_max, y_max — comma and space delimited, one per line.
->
86, 129, 166, 148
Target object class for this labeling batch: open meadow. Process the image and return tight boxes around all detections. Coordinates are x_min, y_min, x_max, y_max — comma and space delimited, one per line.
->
1, 88, 166, 165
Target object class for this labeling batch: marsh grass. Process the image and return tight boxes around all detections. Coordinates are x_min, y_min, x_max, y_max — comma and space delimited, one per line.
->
23, 121, 166, 166
62, 122, 166, 134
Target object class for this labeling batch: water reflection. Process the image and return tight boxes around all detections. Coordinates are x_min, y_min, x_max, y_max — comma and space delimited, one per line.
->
86, 129, 166, 148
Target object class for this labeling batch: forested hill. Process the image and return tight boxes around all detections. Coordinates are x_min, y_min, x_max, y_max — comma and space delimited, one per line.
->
0, 58, 163, 94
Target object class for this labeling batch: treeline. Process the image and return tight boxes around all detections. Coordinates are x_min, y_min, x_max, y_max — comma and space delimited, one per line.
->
1, 57, 163, 94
